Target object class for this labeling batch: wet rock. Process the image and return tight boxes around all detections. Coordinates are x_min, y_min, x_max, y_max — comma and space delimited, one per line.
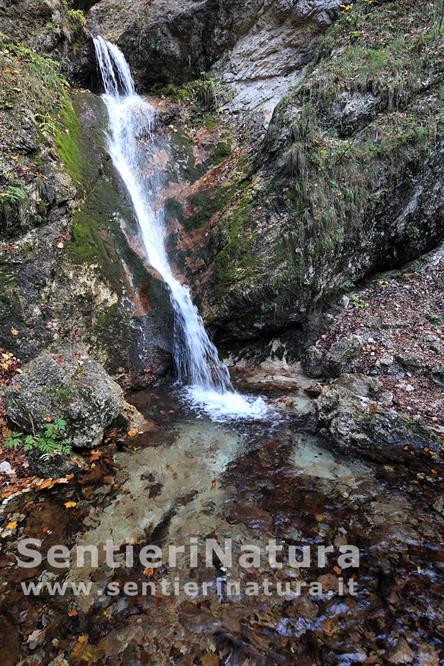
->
326, 335, 363, 376
303, 336, 363, 378
303, 345, 325, 378
304, 383, 323, 398
316, 374, 443, 465
5, 349, 124, 448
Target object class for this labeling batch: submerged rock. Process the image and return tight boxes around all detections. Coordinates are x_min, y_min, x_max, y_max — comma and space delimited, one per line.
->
5, 350, 124, 448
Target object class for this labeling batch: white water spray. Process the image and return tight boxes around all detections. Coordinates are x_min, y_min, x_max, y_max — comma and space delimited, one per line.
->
93, 36, 266, 420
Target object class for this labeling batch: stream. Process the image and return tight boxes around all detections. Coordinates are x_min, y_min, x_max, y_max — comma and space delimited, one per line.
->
0, 372, 443, 663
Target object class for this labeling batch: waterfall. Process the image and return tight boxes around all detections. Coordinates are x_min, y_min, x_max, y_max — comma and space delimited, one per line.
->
92, 36, 266, 420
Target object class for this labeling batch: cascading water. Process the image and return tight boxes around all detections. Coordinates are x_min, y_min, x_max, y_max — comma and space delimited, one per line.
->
93, 36, 266, 420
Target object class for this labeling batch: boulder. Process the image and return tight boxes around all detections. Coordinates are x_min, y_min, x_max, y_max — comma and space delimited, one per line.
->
5, 350, 124, 448
316, 374, 443, 466
303, 335, 363, 378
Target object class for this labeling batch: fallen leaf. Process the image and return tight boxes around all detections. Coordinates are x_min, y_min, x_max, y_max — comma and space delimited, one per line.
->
67, 610, 78, 617
38, 479, 55, 490
128, 429, 139, 438
6, 521, 17, 529
143, 567, 154, 576
64, 501, 77, 509
315, 514, 324, 522
89, 451, 102, 462
10, 328, 19, 336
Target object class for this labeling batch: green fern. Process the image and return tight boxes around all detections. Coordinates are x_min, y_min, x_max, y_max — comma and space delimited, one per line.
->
4, 418, 72, 455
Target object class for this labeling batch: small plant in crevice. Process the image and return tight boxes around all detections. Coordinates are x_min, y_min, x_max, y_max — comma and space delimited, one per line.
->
0, 184, 29, 205
350, 293, 369, 309
4, 418, 72, 456
425, 313, 442, 326
340, 280, 356, 292
67, 9, 87, 28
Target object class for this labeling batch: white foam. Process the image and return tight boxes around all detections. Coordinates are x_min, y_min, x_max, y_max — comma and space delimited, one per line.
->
184, 386, 269, 422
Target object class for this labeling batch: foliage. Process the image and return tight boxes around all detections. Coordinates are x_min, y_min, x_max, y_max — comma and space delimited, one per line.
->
340, 280, 356, 292
4, 419, 72, 456
161, 73, 231, 112
0, 185, 29, 205
350, 294, 369, 309
274, 0, 443, 280
67, 9, 87, 28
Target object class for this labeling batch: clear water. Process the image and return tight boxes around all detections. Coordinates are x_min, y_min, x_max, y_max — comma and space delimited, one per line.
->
92, 36, 266, 420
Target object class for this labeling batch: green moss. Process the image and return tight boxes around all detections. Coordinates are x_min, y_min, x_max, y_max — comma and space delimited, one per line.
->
212, 141, 232, 165
187, 185, 236, 230
212, 189, 260, 294
204, 115, 218, 129
55, 99, 83, 184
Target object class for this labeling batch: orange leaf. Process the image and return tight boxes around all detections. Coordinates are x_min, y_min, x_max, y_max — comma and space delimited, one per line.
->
89, 451, 102, 462
315, 514, 324, 522
143, 567, 154, 576
39, 479, 55, 490
6, 521, 17, 530
64, 501, 77, 509
67, 610, 78, 617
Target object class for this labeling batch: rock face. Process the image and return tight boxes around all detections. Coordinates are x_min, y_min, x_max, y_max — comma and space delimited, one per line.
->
88, 0, 340, 118
5, 350, 124, 448
1, 0, 443, 383
0, 0, 91, 83
0, 42, 173, 385
177, 0, 444, 345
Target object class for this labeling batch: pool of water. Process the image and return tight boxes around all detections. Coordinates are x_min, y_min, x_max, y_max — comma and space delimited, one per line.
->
0, 383, 442, 665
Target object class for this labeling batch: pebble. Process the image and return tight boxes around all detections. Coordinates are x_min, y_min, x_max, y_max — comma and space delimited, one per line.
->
0, 461, 14, 476
338, 295, 350, 307
380, 354, 394, 367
